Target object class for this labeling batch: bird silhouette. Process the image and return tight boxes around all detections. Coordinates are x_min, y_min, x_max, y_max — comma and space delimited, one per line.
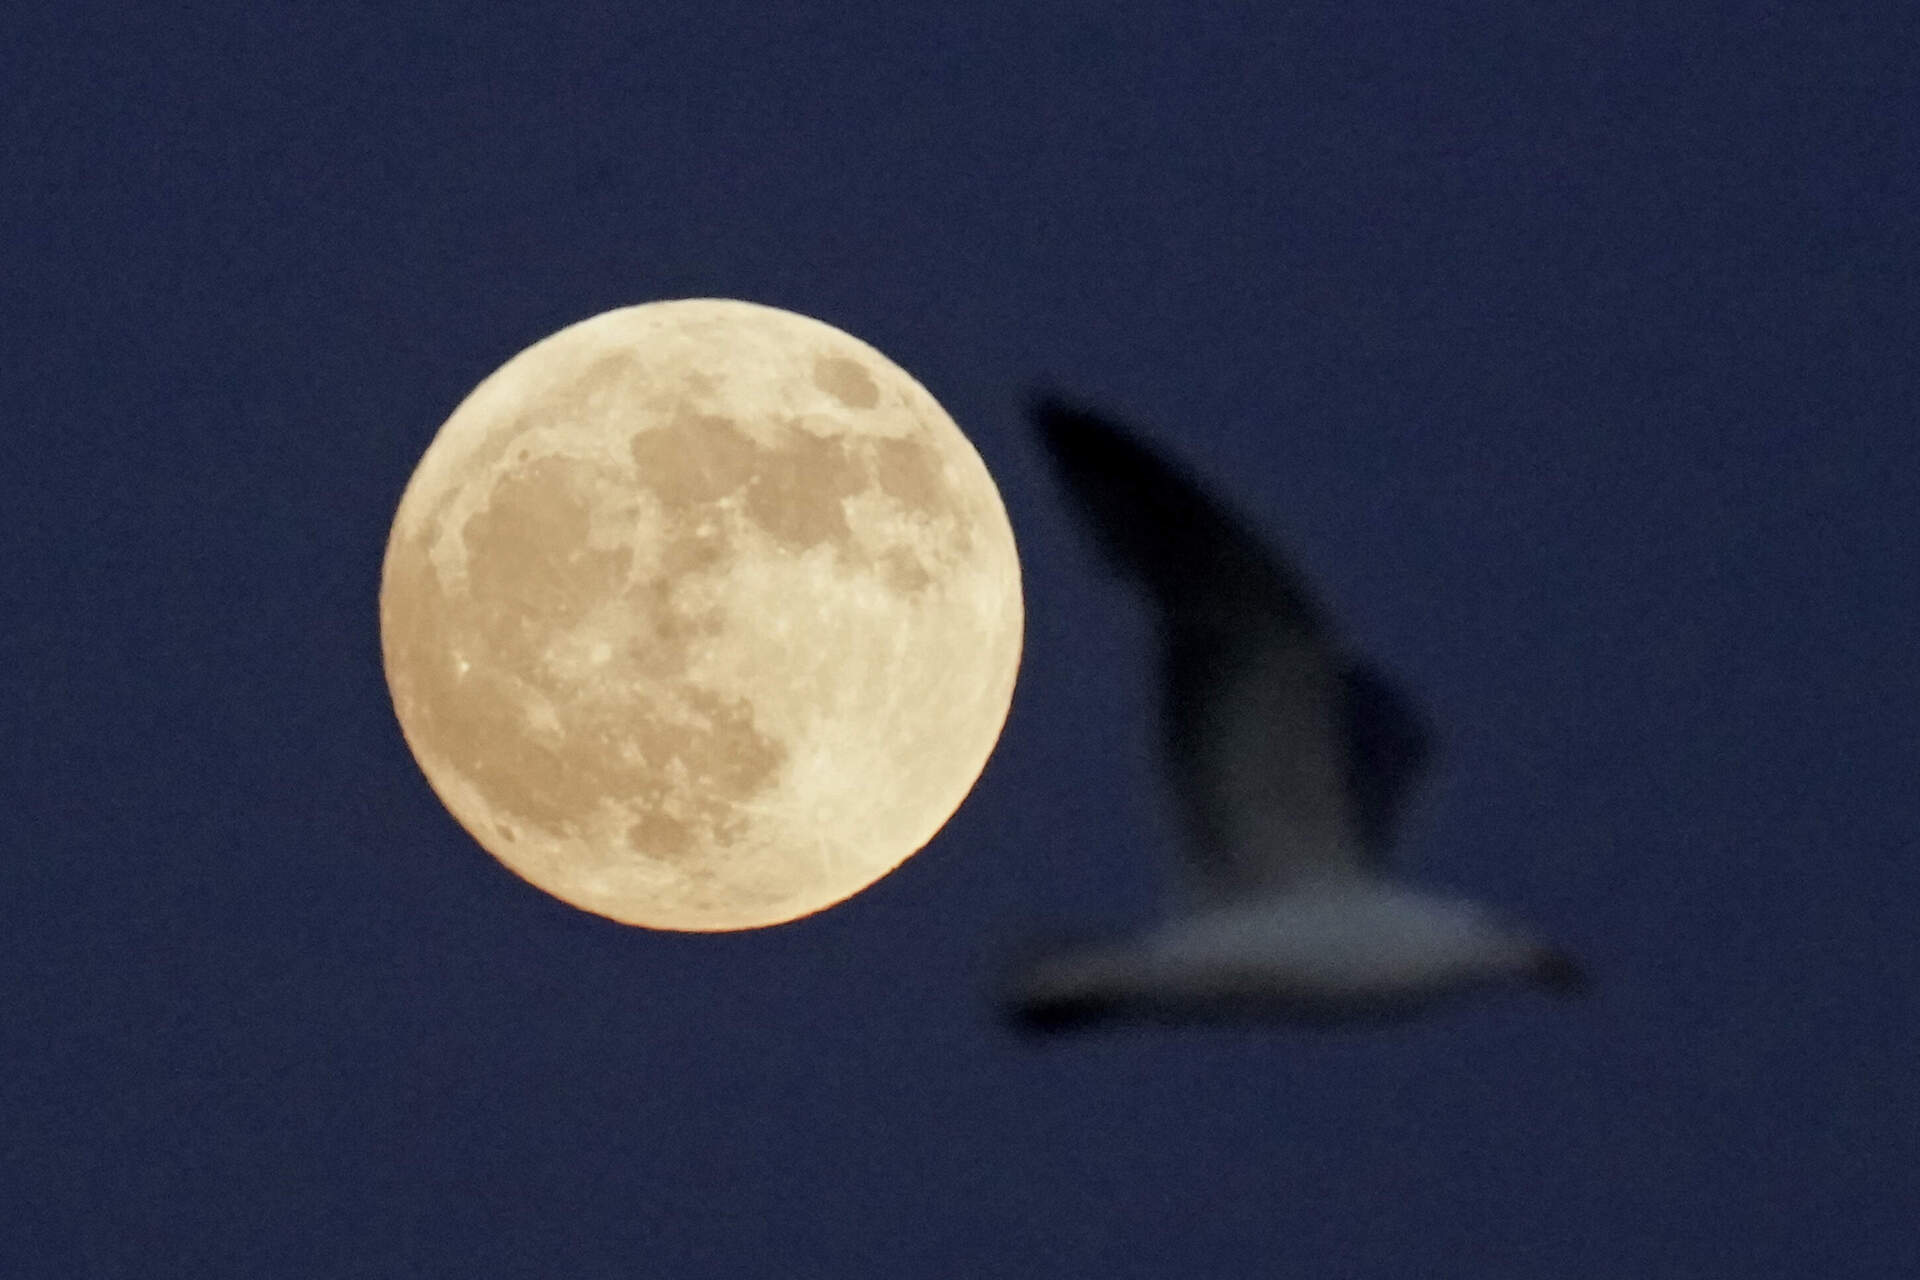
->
1004, 394, 1586, 1031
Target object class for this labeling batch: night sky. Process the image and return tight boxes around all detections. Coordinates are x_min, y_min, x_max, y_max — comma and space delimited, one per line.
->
5, 4, 1917, 1277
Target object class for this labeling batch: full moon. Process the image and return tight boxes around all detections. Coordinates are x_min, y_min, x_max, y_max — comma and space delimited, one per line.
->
379, 299, 1023, 930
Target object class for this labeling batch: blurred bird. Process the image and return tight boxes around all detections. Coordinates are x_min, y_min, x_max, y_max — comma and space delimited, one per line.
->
1004, 394, 1587, 1031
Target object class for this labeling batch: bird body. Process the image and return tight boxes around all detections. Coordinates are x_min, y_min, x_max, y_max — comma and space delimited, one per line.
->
1005, 395, 1584, 1031
1014, 884, 1577, 1029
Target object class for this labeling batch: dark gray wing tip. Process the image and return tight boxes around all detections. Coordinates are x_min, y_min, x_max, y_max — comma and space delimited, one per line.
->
1025, 389, 1320, 627
1027, 389, 1143, 486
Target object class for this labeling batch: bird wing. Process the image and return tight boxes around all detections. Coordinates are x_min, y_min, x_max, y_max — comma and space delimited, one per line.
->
1337, 661, 1433, 863
1032, 394, 1432, 903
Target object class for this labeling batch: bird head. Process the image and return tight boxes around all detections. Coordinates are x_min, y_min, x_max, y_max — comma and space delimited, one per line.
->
1524, 941, 1591, 998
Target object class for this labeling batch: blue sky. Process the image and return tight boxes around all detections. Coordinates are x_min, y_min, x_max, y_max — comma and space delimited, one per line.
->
4, 3, 1916, 1276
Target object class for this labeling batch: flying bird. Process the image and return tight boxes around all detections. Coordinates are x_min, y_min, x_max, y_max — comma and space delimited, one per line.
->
1005, 394, 1587, 1030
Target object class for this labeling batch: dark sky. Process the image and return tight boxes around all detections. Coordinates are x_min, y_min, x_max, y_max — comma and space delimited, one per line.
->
5, 4, 1917, 1277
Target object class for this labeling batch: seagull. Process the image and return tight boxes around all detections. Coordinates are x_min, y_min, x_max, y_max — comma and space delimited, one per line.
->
1005, 394, 1587, 1031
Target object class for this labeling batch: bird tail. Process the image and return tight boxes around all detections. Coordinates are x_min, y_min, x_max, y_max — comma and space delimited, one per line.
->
996, 930, 1136, 1034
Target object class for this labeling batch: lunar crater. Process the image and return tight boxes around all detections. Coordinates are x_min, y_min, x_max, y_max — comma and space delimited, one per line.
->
813, 354, 880, 408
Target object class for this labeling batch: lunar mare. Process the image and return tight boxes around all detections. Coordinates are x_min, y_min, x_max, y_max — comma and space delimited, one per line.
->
379, 300, 1023, 929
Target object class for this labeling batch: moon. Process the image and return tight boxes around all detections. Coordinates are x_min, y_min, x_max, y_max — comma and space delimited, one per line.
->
378, 299, 1023, 930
